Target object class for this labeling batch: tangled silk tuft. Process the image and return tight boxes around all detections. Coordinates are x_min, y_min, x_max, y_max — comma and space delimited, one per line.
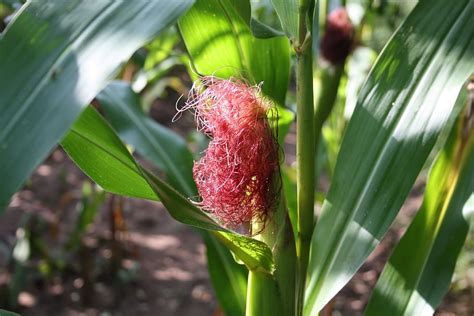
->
179, 77, 280, 229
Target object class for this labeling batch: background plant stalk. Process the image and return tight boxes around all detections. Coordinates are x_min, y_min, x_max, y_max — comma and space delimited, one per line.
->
296, 0, 315, 314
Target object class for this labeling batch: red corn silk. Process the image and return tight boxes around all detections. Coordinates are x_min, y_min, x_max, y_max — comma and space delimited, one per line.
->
321, 8, 355, 65
183, 77, 280, 229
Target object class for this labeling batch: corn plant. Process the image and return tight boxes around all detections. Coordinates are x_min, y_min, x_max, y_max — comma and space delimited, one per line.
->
0, 0, 473, 315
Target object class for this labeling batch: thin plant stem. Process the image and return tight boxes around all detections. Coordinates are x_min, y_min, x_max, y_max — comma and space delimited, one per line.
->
296, 0, 315, 314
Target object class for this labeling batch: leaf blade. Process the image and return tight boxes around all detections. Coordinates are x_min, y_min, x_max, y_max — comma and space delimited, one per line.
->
0, 0, 195, 210
97, 81, 196, 196
61, 107, 158, 201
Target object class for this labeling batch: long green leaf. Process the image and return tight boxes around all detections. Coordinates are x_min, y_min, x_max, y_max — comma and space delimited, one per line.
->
61, 106, 274, 273
365, 98, 474, 315
61, 107, 158, 201
178, 0, 290, 107
97, 81, 196, 196
304, 1, 474, 313
0, 0, 194, 210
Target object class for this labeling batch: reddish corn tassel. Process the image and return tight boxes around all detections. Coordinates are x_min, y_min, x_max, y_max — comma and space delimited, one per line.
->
182, 77, 280, 229
321, 8, 355, 65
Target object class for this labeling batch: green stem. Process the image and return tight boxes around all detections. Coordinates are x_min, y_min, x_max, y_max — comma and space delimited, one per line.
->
296, 0, 315, 314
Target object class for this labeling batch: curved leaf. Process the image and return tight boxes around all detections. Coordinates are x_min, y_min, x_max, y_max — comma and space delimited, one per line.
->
61, 107, 158, 201
97, 81, 196, 196
365, 98, 474, 316
0, 0, 195, 210
304, 0, 474, 313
